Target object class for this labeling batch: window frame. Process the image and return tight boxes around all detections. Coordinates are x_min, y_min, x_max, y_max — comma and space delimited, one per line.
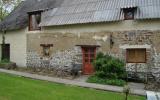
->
28, 11, 42, 31
126, 48, 147, 63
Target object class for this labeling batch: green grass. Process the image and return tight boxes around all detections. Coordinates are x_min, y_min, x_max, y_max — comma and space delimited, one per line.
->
0, 72, 145, 100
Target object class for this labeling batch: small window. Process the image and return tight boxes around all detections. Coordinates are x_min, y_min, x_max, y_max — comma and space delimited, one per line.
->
40, 44, 53, 57
126, 49, 146, 63
123, 8, 135, 20
28, 11, 42, 31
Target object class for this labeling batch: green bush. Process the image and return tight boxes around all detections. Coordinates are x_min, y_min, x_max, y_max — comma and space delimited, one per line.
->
87, 76, 126, 86
93, 52, 126, 79
87, 52, 127, 86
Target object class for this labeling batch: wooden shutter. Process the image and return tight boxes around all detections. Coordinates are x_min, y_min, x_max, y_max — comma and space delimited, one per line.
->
29, 15, 33, 31
136, 49, 146, 63
127, 49, 146, 63
28, 12, 41, 31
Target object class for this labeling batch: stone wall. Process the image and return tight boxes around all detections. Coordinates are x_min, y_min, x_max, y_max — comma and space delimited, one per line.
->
126, 63, 148, 72
50, 47, 82, 68
27, 47, 82, 69
27, 50, 41, 68
151, 49, 160, 82
26, 30, 160, 78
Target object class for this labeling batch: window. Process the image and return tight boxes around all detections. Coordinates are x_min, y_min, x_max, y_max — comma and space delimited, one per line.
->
126, 49, 146, 63
28, 11, 42, 31
40, 44, 53, 57
123, 8, 135, 20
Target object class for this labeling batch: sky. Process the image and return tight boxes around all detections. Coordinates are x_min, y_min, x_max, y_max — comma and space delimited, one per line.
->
1, 0, 24, 13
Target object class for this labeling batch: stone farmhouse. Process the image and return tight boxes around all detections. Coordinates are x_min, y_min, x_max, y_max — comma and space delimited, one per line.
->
0, 0, 160, 79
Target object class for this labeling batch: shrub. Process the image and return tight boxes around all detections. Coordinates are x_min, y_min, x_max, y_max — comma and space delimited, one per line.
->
87, 52, 127, 86
87, 75, 126, 86
0, 59, 10, 64
93, 52, 126, 79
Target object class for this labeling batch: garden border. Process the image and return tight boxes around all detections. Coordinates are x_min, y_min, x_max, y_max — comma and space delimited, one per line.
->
0, 68, 146, 96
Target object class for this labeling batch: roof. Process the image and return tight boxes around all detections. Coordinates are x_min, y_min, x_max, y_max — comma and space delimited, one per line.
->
0, 0, 64, 31
1, 0, 160, 30
40, 0, 160, 26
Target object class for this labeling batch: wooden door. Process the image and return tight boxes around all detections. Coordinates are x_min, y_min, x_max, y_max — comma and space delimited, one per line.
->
2, 44, 10, 60
82, 47, 96, 75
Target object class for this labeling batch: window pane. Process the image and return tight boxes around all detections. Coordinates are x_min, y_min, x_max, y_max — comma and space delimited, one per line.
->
90, 48, 95, 53
90, 54, 95, 58
85, 59, 88, 63
84, 49, 88, 53
85, 54, 88, 57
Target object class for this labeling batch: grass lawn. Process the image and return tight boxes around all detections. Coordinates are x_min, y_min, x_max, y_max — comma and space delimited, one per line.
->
0, 72, 145, 100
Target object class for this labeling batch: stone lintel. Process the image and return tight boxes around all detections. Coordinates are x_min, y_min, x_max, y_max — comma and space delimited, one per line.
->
119, 44, 151, 49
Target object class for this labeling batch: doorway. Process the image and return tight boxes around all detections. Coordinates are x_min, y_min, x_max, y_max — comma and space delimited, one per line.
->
81, 46, 96, 75
2, 44, 10, 61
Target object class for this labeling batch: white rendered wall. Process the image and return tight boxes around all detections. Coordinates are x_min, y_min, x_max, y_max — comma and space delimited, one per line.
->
0, 28, 27, 67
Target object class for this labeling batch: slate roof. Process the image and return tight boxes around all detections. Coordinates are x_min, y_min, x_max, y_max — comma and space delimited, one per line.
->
40, 0, 160, 26
0, 0, 64, 31
0, 0, 160, 30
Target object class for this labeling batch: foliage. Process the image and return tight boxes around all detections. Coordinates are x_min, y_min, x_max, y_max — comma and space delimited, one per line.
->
87, 75, 126, 86
0, 58, 10, 64
0, 0, 22, 21
87, 52, 127, 86
0, 73, 145, 100
93, 52, 126, 79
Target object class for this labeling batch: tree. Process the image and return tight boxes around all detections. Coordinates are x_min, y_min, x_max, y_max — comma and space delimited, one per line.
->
0, 0, 22, 21
0, 0, 22, 60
